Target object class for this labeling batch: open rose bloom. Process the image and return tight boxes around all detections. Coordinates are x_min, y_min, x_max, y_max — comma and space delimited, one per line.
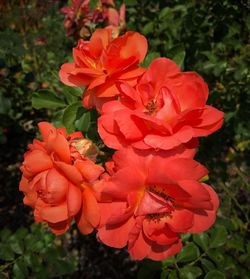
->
19, 27, 224, 262
97, 148, 219, 260
98, 58, 224, 150
19, 122, 103, 235
59, 28, 147, 110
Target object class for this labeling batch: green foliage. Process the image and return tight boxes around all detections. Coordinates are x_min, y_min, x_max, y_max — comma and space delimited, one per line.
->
138, 221, 249, 279
32, 89, 66, 109
0, 224, 77, 279
0, 0, 70, 137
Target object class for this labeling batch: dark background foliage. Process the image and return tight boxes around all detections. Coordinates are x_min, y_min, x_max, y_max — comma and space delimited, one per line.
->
0, 0, 249, 278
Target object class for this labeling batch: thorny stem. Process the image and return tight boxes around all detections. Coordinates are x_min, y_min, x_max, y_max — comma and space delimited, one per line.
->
235, 166, 250, 189
174, 261, 180, 271
189, 252, 206, 266
0, 255, 22, 272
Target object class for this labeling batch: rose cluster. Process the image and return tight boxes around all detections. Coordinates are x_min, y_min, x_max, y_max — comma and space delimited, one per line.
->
20, 28, 224, 260
61, 0, 125, 39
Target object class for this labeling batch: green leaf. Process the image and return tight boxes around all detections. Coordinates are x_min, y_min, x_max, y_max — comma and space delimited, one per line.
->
160, 269, 168, 279
25, 233, 45, 253
168, 45, 186, 68
193, 233, 209, 251
75, 111, 91, 132
63, 87, 83, 98
27, 255, 42, 272
207, 249, 225, 267
54, 259, 76, 275
32, 90, 66, 109
15, 228, 28, 240
168, 270, 178, 279
12, 258, 28, 279
159, 7, 171, 20
200, 175, 209, 182
201, 259, 215, 272
0, 228, 11, 241
227, 236, 245, 252
209, 225, 228, 248
176, 243, 200, 263
181, 233, 191, 242
125, 0, 137, 6
162, 256, 175, 267
61, 89, 78, 105
142, 22, 155, 35
62, 102, 82, 133
141, 52, 160, 68
179, 266, 203, 279
0, 244, 15, 261
204, 270, 225, 279
9, 235, 24, 255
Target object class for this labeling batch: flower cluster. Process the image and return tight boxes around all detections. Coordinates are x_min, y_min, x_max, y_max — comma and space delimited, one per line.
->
19, 122, 103, 235
20, 28, 224, 261
61, 0, 125, 39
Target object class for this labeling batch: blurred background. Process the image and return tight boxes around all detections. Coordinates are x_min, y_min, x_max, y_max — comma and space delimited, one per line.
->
0, 0, 249, 278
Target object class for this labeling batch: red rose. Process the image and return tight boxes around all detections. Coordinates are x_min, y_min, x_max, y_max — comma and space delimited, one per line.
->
59, 28, 147, 110
97, 148, 219, 260
19, 122, 103, 235
98, 57, 224, 151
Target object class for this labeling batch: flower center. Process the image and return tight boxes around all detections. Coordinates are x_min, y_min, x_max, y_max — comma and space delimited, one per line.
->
146, 185, 175, 220
145, 100, 158, 115
149, 185, 175, 204
147, 212, 171, 222
135, 184, 175, 219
